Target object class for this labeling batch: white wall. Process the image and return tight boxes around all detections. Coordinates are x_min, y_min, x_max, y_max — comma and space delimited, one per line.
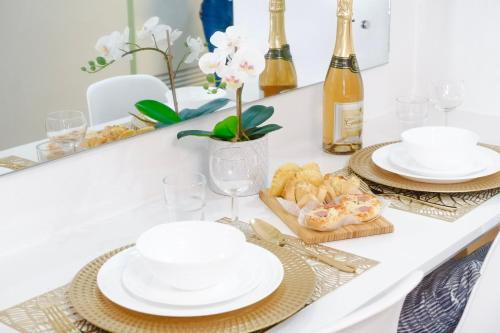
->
0, 0, 205, 150
414, 0, 500, 116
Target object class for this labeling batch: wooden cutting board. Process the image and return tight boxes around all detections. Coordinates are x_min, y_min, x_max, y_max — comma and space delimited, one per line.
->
259, 189, 394, 244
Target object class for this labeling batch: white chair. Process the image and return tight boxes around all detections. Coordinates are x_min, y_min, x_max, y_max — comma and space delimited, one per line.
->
86, 74, 168, 126
317, 271, 423, 333
454, 231, 500, 333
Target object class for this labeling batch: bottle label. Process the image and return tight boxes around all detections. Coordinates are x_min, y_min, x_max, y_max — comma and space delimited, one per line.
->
333, 102, 363, 144
330, 54, 360, 73
265, 44, 293, 61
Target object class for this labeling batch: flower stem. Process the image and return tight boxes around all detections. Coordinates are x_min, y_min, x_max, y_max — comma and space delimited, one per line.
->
121, 45, 180, 114
236, 85, 244, 142
165, 31, 180, 114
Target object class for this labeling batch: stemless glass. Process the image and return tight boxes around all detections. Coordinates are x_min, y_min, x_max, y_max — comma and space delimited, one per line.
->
45, 110, 87, 149
209, 146, 258, 223
395, 96, 429, 131
163, 172, 207, 222
36, 141, 75, 162
431, 80, 465, 126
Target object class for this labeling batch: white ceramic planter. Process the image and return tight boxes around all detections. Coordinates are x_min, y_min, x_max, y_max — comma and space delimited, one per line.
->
208, 135, 269, 196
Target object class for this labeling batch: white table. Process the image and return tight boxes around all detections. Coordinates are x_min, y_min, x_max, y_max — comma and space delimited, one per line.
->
0, 112, 498, 333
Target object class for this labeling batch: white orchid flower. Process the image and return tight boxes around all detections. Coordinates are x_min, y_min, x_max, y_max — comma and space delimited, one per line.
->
210, 26, 245, 56
185, 36, 205, 64
137, 16, 160, 41
232, 48, 265, 77
153, 24, 182, 46
95, 27, 130, 61
219, 65, 248, 90
199, 52, 225, 75
137, 16, 182, 48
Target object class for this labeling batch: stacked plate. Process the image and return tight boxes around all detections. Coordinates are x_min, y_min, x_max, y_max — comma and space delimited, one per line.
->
372, 127, 500, 184
96, 221, 285, 317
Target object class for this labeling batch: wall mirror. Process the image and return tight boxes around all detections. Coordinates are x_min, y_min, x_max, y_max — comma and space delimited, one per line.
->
0, 0, 390, 176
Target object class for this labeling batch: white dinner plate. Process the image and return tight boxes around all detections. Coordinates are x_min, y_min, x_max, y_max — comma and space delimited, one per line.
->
97, 244, 284, 317
372, 143, 500, 184
389, 142, 487, 177
122, 246, 263, 306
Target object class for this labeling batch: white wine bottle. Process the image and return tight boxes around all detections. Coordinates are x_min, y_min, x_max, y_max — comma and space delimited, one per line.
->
323, 0, 364, 154
259, 0, 297, 97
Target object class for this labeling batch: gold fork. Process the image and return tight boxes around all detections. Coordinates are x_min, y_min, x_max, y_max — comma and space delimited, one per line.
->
41, 305, 81, 333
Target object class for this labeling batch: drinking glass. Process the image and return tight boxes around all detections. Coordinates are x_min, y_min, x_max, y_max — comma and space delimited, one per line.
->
163, 172, 207, 222
209, 146, 258, 223
45, 110, 87, 149
431, 80, 465, 126
395, 96, 429, 130
36, 141, 75, 162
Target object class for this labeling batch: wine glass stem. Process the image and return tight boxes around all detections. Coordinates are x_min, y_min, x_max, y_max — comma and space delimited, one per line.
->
231, 192, 238, 223
444, 111, 449, 127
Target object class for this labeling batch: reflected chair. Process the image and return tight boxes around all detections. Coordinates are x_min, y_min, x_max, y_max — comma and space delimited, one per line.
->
87, 74, 168, 126
316, 271, 423, 333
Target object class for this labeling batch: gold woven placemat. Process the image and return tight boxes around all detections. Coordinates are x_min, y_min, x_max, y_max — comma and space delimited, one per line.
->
341, 166, 499, 223
0, 218, 378, 333
349, 143, 500, 193
0, 156, 37, 171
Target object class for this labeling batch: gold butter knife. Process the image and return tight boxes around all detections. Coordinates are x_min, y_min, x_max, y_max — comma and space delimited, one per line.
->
250, 218, 357, 273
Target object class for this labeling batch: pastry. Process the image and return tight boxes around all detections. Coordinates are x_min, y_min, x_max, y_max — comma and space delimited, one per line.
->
334, 194, 382, 222
270, 163, 301, 196
295, 169, 323, 186
324, 175, 362, 196
304, 206, 349, 231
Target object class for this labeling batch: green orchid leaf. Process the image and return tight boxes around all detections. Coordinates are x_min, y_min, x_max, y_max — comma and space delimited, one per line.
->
246, 124, 282, 139
207, 74, 216, 83
179, 98, 230, 121
135, 100, 181, 125
96, 57, 106, 65
213, 116, 238, 140
241, 105, 274, 129
177, 130, 213, 139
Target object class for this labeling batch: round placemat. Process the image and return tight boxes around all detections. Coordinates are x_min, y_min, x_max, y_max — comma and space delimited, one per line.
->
68, 240, 315, 333
349, 142, 500, 193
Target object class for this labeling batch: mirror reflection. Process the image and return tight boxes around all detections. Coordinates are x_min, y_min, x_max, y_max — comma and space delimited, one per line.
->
0, 0, 390, 176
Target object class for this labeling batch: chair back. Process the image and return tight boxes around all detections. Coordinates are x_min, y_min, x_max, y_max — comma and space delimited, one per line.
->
87, 74, 168, 126
319, 271, 423, 333
454, 232, 500, 333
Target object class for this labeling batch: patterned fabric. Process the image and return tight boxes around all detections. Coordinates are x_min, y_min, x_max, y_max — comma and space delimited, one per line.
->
398, 243, 491, 333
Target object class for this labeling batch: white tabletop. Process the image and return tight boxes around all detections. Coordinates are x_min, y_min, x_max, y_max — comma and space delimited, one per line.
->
0, 112, 499, 333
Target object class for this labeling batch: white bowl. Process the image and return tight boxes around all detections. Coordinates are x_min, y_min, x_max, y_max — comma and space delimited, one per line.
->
401, 126, 479, 171
135, 221, 246, 291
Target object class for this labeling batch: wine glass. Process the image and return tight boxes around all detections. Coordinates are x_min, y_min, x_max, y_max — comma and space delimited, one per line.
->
209, 146, 258, 223
45, 110, 87, 150
432, 80, 465, 126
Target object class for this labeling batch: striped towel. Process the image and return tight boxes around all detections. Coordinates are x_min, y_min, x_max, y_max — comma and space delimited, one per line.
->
398, 243, 491, 333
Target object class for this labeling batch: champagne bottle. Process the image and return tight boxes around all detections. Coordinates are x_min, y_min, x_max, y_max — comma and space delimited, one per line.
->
259, 0, 297, 97
323, 0, 364, 154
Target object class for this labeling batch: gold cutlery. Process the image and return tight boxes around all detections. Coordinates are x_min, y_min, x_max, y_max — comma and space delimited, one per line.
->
250, 218, 357, 273
41, 305, 81, 333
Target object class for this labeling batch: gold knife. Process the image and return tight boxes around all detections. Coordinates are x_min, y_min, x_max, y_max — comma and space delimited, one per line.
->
250, 218, 357, 273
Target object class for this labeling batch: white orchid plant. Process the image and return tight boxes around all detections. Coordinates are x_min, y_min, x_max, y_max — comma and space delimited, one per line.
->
82, 17, 229, 124
177, 26, 282, 142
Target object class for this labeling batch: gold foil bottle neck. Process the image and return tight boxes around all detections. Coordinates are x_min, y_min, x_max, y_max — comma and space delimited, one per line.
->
270, 0, 285, 12
337, 0, 353, 18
